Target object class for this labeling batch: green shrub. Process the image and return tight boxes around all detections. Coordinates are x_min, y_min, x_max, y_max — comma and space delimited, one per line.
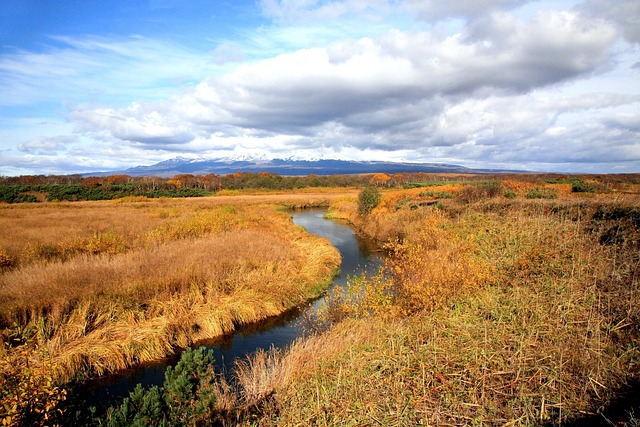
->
419, 191, 454, 199
32, 243, 60, 261
0, 187, 38, 203
358, 186, 381, 216
163, 346, 217, 426
569, 178, 595, 193
394, 197, 412, 211
543, 177, 596, 193
14, 193, 39, 203
0, 186, 19, 203
104, 384, 165, 427
103, 347, 217, 427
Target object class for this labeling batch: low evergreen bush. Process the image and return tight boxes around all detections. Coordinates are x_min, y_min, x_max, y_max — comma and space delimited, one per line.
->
103, 347, 217, 427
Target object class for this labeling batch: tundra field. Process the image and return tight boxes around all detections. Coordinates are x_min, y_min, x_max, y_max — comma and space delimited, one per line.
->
1, 174, 639, 426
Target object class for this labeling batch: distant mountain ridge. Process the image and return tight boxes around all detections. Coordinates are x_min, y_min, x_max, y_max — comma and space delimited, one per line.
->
89, 157, 515, 177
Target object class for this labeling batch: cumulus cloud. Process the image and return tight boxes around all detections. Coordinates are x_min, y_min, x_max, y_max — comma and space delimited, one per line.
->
70, 103, 196, 147
2, 0, 639, 175
69, 9, 619, 157
579, 0, 640, 44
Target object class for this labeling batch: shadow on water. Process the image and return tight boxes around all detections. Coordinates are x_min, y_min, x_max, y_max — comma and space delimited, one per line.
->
72, 209, 383, 413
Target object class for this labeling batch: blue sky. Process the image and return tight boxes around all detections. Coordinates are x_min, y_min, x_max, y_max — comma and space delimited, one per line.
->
1, 0, 639, 176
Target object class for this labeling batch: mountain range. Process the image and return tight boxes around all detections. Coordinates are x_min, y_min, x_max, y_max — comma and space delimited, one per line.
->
90, 156, 516, 177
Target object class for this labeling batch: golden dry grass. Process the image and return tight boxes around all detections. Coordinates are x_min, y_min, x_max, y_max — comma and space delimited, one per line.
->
215, 185, 640, 426
4, 182, 640, 426
0, 191, 347, 391
0, 189, 356, 267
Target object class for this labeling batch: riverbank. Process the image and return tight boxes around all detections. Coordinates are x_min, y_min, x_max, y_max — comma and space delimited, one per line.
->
0, 191, 349, 425
219, 183, 640, 426
4, 180, 640, 425
71, 208, 383, 416
268, 189, 639, 425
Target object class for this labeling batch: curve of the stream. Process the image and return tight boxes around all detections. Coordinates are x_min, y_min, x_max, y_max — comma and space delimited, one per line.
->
78, 209, 383, 411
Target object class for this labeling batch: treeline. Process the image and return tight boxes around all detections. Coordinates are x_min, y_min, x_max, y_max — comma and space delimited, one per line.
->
0, 184, 211, 203
0, 172, 374, 203
3, 170, 637, 204
1, 171, 475, 203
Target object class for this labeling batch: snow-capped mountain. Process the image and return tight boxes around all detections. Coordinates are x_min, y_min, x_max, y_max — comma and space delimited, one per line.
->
87, 156, 513, 177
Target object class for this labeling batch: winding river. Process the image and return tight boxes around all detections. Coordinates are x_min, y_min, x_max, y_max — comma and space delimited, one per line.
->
79, 209, 383, 411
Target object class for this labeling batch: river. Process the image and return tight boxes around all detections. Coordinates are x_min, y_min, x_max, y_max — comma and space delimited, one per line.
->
77, 209, 383, 411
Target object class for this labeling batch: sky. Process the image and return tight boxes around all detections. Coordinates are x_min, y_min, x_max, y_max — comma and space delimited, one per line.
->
0, 0, 639, 176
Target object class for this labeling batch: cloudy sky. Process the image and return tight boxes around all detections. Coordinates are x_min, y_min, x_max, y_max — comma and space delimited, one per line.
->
1, 0, 639, 176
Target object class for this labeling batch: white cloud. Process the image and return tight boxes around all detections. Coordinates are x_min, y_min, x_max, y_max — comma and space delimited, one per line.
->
258, 0, 535, 24
17, 136, 75, 155
579, 0, 640, 44
70, 102, 195, 147
70, 9, 617, 144
405, 0, 532, 21
210, 43, 246, 65
1, 0, 639, 175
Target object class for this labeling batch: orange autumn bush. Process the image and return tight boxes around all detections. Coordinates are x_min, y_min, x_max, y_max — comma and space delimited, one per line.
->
387, 210, 494, 314
502, 179, 538, 196
317, 208, 495, 324
546, 183, 573, 197
0, 344, 67, 427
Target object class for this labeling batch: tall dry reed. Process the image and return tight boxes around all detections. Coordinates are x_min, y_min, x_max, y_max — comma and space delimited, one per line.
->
0, 197, 340, 389
220, 191, 640, 426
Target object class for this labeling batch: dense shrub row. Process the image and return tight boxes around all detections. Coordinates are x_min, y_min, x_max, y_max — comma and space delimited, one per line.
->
2, 172, 616, 204
0, 173, 372, 203
0, 184, 211, 203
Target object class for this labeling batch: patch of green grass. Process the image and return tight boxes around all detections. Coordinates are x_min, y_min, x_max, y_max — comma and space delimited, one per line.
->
526, 187, 558, 199
419, 190, 455, 199
543, 177, 596, 193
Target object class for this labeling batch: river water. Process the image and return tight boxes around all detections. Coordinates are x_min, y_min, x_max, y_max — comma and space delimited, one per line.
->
78, 209, 383, 411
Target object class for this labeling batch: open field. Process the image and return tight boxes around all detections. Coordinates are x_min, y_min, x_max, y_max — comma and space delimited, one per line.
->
0, 189, 352, 425
191, 176, 639, 427
245, 179, 640, 426
2, 176, 640, 426
93, 176, 640, 427
261, 195, 640, 425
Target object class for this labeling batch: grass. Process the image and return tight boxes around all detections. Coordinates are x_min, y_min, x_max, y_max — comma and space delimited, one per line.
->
0, 189, 354, 268
205, 180, 640, 426
3, 179, 640, 426
0, 190, 351, 426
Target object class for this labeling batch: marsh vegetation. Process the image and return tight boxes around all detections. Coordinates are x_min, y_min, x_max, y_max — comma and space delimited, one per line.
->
1, 175, 639, 426
0, 191, 347, 425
